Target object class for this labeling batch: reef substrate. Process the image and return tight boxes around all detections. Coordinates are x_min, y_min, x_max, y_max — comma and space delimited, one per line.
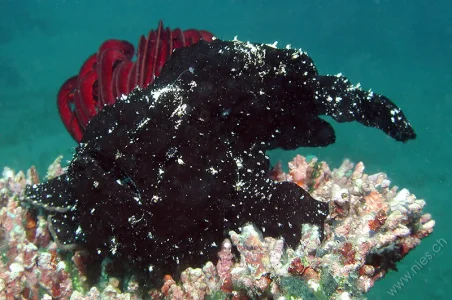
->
0, 155, 434, 299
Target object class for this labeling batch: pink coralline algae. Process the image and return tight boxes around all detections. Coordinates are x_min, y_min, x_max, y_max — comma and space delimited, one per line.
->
0, 159, 72, 299
0, 154, 434, 299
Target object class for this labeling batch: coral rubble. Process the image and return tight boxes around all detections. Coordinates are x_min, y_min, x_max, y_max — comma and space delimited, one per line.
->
0, 155, 433, 299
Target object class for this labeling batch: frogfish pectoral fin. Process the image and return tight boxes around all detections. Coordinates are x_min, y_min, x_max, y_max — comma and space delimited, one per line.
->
25, 175, 80, 249
315, 75, 416, 142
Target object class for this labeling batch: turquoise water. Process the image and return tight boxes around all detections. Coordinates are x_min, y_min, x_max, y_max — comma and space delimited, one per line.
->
0, 0, 449, 298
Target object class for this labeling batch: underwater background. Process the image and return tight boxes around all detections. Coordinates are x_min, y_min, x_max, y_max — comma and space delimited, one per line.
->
0, 0, 449, 299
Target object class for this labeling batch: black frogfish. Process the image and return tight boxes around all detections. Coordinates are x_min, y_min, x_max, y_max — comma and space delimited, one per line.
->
25, 39, 416, 284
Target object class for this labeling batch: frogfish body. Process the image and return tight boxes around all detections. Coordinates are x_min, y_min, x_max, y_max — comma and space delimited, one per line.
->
26, 39, 416, 282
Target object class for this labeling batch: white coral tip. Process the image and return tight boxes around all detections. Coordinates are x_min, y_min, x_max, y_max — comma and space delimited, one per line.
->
422, 220, 435, 231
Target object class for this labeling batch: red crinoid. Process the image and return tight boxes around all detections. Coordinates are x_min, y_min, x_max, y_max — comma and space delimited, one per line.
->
57, 21, 214, 142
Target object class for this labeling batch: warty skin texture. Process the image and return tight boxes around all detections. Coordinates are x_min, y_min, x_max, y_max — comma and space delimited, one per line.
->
26, 39, 415, 283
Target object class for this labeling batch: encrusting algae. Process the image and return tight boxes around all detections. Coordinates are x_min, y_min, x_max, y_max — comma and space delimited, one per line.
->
0, 154, 434, 299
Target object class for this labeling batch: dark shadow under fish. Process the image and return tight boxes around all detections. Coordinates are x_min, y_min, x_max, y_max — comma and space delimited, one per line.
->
25, 39, 416, 283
